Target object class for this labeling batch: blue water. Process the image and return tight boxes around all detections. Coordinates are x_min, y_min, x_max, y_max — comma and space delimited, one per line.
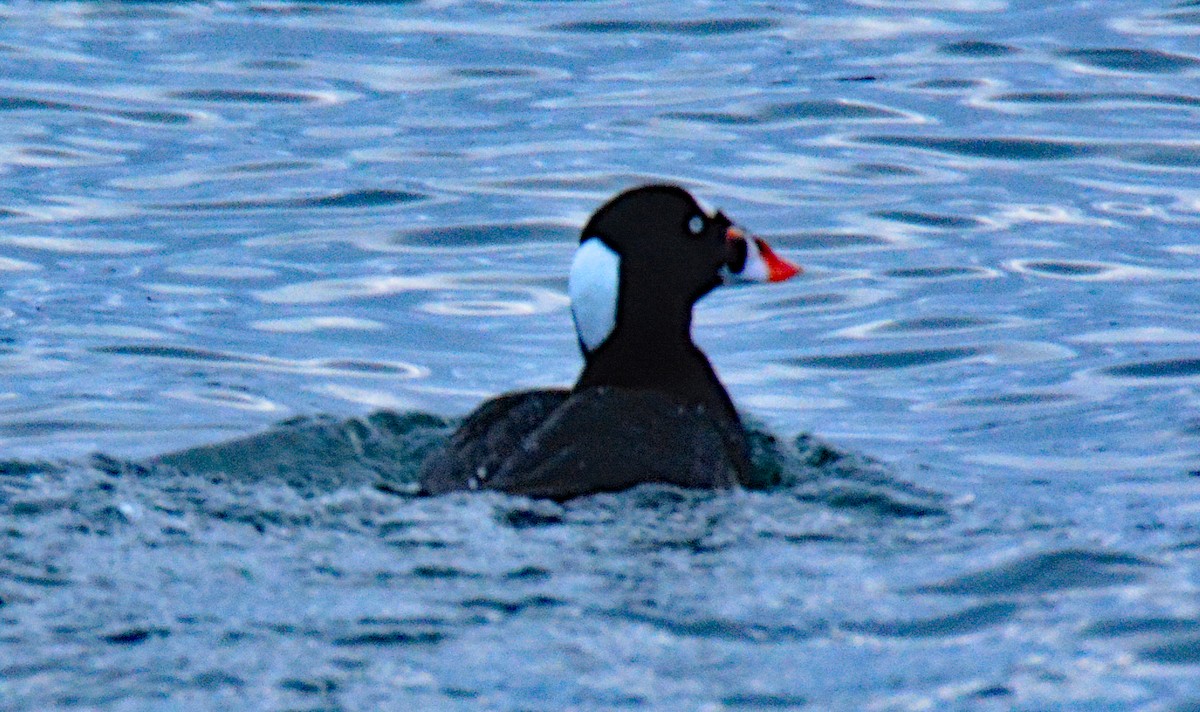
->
2, 1, 1200, 709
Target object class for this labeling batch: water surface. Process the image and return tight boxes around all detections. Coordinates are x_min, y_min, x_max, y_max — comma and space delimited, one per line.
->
2, 1, 1200, 709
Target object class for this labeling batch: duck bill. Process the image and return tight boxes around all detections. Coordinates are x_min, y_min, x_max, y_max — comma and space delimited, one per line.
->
721, 226, 802, 285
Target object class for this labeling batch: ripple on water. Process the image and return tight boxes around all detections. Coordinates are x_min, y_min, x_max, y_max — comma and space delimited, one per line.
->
250, 316, 386, 333
2, 144, 125, 168
0, 95, 200, 126
102, 626, 170, 646
1103, 358, 1200, 381
937, 40, 1018, 57
1083, 617, 1200, 639
859, 135, 1095, 161
845, 161, 923, 178
1112, 5, 1200, 36
340, 60, 570, 96
720, 693, 810, 709
732, 150, 947, 186
535, 86, 754, 111
1059, 48, 1200, 73
662, 99, 917, 127
1071, 327, 1200, 345
1140, 636, 1200, 666
914, 549, 1157, 596
884, 265, 999, 280
841, 601, 1020, 639
0, 256, 40, 271
391, 223, 575, 248
253, 274, 570, 318
991, 91, 1200, 111
226, 159, 326, 176
1012, 259, 1110, 277
163, 189, 428, 212
91, 344, 427, 379
451, 67, 547, 80
0, 235, 156, 255
614, 608, 821, 643
114, 160, 330, 191
111, 109, 199, 126
872, 210, 986, 229
165, 388, 278, 413
842, 316, 1002, 338
436, 172, 661, 200
913, 78, 991, 91
933, 392, 1077, 410
300, 190, 426, 209
94, 344, 244, 363
168, 88, 342, 105
786, 347, 978, 370
795, 483, 947, 518
1122, 144, 1200, 169
1008, 259, 1168, 281
0, 93, 201, 125
330, 623, 444, 647
768, 232, 895, 251
546, 18, 780, 35
168, 264, 277, 280
764, 293, 851, 310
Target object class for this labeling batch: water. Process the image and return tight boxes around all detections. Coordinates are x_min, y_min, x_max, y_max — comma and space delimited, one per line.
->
2, 1, 1199, 708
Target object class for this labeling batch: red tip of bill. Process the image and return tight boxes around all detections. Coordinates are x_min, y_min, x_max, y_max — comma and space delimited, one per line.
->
755, 238, 802, 282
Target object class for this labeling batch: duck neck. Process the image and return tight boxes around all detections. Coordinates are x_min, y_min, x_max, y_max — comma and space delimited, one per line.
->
573, 293, 737, 423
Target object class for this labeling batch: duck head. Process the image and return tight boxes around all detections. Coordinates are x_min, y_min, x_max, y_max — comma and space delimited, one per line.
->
568, 184, 801, 355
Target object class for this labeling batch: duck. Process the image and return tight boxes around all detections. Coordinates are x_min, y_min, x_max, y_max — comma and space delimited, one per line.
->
418, 185, 801, 501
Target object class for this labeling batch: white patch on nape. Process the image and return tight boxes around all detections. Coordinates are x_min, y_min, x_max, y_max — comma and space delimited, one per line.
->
568, 237, 620, 352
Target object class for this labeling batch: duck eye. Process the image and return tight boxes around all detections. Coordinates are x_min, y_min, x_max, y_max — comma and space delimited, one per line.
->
687, 215, 705, 236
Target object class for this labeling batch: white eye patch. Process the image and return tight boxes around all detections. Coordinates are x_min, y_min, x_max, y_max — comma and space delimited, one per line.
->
568, 237, 620, 352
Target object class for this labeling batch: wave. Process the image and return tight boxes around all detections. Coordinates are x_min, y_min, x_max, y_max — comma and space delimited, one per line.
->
2, 410, 948, 521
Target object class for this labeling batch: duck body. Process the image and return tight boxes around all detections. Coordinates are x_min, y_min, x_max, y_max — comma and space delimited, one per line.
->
418, 386, 747, 500
418, 185, 800, 501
